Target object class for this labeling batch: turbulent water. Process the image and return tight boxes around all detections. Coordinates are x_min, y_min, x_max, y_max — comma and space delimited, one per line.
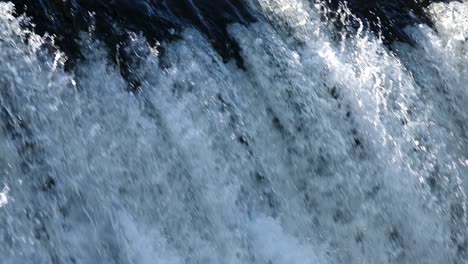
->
0, 1, 467, 264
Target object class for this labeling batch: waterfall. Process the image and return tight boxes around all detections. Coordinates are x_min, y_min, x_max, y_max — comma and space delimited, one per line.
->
0, 1, 466, 263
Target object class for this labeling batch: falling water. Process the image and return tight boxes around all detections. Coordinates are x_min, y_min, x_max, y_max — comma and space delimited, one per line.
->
0, 1, 466, 263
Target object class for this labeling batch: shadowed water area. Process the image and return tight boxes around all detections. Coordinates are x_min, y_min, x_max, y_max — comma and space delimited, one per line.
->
7, 0, 256, 68
4, 0, 459, 67
324, 0, 459, 44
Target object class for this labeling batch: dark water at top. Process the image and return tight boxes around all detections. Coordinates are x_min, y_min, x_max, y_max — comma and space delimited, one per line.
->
5, 0, 457, 66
